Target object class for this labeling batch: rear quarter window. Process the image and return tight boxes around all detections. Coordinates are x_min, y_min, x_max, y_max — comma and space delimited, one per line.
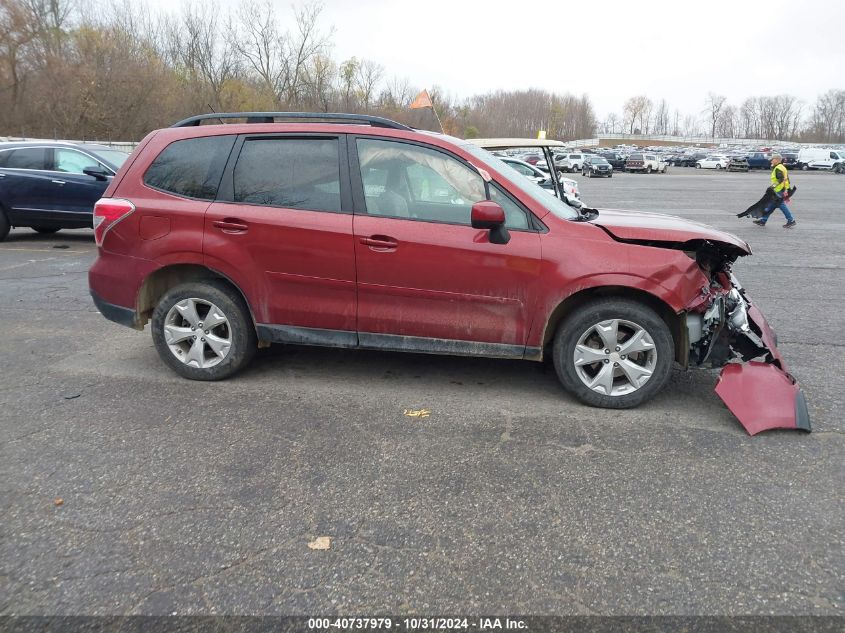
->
143, 135, 236, 200
5, 147, 48, 170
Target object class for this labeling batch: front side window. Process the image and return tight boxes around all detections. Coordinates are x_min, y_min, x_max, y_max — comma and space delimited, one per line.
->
6, 147, 47, 170
357, 138, 484, 225
144, 135, 235, 200
233, 137, 341, 212
55, 149, 100, 175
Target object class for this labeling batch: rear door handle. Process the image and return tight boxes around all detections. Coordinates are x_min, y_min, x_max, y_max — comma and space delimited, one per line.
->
213, 218, 249, 234
360, 235, 398, 250
52, 179, 66, 185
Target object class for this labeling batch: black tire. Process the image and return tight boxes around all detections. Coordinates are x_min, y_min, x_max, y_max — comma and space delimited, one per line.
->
0, 208, 9, 242
696, 164, 701, 169
552, 298, 674, 409
646, 166, 652, 174
801, 164, 809, 171
151, 280, 256, 381
608, 173, 613, 178
716, 164, 723, 170
33, 227, 60, 235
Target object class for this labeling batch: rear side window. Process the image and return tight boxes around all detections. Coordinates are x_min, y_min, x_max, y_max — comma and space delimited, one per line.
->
6, 147, 48, 170
233, 138, 341, 212
144, 135, 235, 200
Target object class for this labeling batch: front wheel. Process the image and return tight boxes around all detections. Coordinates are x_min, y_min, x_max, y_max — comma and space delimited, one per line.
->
553, 299, 674, 409
646, 166, 652, 174
151, 280, 256, 380
608, 173, 613, 178
802, 164, 809, 171
716, 164, 723, 170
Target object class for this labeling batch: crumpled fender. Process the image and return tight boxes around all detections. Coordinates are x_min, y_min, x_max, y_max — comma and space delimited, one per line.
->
715, 305, 811, 436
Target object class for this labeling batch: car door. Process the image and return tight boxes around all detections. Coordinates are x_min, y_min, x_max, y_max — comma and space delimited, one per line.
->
350, 136, 542, 356
205, 134, 357, 341
0, 147, 54, 224
50, 147, 112, 226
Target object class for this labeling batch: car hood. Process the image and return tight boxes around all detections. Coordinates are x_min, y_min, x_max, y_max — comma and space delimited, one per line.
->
590, 208, 751, 256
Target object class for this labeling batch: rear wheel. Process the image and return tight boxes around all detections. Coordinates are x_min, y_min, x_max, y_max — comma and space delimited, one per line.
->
33, 227, 60, 235
716, 164, 723, 170
151, 280, 256, 381
802, 163, 809, 171
553, 299, 674, 409
646, 166, 652, 174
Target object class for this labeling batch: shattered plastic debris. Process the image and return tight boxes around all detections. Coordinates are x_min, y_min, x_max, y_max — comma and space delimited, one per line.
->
307, 536, 331, 550
403, 409, 431, 418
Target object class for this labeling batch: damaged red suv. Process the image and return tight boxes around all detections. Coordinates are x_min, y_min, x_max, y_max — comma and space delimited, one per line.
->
88, 112, 810, 435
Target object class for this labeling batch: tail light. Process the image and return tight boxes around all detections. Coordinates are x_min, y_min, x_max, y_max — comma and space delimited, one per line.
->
93, 198, 135, 246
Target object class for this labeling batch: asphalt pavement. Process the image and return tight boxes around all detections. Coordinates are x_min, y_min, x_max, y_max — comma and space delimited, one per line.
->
1, 169, 842, 616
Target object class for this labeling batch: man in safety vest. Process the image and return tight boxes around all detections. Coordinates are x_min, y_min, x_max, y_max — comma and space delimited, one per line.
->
754, 154, 797, 228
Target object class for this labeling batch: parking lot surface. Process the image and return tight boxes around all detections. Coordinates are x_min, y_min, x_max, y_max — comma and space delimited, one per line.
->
1, 169, 842, 615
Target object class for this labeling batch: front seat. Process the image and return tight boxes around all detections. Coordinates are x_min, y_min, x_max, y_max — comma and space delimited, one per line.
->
368, 189, 409, 217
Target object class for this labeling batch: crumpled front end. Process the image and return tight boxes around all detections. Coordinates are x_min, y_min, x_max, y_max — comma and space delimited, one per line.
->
684, 245, 811, 435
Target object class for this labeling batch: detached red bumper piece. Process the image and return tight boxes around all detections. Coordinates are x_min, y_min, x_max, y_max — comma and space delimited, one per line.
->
714, 303, 811, 435
716, 362, 811, 436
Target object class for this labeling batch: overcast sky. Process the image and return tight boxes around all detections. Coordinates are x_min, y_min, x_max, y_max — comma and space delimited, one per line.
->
145, 0, 844, 119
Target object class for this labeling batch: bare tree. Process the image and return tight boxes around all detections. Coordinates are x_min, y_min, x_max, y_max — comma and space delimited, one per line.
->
0, 0, 40, 114
165, 1, 238, 107
704, 92, 726, 138
653, 99, 670, 135
623, 95, 651, 134
355, 59, 383, 110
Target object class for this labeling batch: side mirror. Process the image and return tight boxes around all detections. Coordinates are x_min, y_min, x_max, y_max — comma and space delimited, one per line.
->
471, 200, 505, 229
471, 200, 510, 245
83, 166, 110, 181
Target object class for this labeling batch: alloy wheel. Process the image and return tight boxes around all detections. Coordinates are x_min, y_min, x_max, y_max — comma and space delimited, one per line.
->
573, 318, 657, 396
163, 298, 232, 368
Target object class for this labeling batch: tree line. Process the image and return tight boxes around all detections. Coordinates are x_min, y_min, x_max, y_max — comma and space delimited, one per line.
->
604, 90, 845, 143
1, 0, 843, 144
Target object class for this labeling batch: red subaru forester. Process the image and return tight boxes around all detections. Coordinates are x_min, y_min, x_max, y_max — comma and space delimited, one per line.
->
88, 112, 809, 435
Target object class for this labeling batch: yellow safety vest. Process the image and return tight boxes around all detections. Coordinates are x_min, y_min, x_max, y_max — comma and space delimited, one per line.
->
771, 163, 790, 193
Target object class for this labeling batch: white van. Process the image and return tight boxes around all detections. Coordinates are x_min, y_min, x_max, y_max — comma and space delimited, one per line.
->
797, 148, 845, 172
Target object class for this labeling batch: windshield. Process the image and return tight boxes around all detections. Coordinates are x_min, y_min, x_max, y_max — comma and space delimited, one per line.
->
460, 142, 579, 220
92, 149, 129, 169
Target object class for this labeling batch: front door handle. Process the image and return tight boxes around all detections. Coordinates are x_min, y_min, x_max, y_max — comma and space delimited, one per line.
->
52, 179, 66, 185
360, 235, 398, 250
213, 218, 249, 234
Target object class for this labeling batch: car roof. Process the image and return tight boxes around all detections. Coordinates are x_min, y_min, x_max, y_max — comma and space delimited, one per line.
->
0, 140, 119, 152
468, 138, 566, 149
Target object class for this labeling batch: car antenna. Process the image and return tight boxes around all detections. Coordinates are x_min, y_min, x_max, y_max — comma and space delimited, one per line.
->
207, 104, 225, 125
